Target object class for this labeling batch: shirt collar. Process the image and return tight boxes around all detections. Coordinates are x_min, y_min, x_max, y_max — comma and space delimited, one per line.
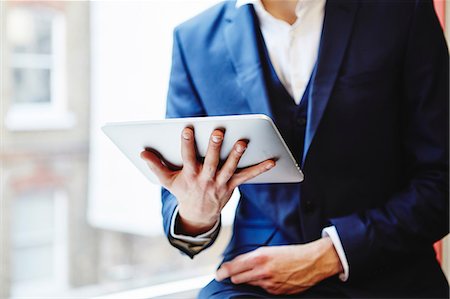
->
236, 0, 260, 8
236, 0, 303, 31
235, 0, 310, 18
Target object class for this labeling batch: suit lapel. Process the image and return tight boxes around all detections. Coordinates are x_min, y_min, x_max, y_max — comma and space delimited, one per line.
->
303, 0, 359, 162
223, 4, 273, 118
222, 1, 358, 240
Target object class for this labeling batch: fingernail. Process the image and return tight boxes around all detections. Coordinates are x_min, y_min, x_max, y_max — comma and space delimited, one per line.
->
182, 130, 191, 140
265, 162, 275, 170
212, 135, 223, 143
235, 144, 246, 153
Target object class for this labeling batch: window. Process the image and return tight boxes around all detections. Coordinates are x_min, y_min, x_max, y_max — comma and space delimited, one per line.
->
6, 4, 75, 131
10, 189, 68, 296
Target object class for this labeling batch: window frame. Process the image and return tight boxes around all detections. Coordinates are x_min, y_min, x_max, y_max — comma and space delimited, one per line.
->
6, 6, 75, 131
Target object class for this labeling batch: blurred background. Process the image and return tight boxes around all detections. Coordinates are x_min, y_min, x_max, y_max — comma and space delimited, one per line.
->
0, 0, 449, 298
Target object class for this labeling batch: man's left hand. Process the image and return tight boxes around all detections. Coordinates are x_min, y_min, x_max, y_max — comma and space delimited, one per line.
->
215, 237, 343, 295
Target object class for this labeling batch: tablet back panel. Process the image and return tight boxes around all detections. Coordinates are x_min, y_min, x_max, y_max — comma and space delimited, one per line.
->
102, 114, 303, 185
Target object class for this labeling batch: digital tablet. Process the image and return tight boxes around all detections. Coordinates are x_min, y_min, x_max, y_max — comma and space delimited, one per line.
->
102, 114, 303, 185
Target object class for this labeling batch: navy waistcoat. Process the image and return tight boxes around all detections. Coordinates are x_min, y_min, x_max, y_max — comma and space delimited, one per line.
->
257, 29, 311, 165
227, 7, 317, 256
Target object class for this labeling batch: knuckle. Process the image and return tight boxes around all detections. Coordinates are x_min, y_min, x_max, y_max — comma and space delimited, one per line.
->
205, 166, 215, 174
259, 164, 270, 173
252, 255, 264, 265
252, 248, 268, 264
184, 171, 197, 181
201, 165, 215, 177
191, 167, 200, 176
254, 271, 266, 281
221, 169, 234, 179
262, 267, 273, 278
214, 177, 226, 188
197, 176, 211, 189
217, 185, 228, 195
230, 276, 240, 284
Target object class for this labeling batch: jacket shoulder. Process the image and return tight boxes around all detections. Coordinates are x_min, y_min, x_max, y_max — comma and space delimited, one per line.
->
174, 1, 234, 43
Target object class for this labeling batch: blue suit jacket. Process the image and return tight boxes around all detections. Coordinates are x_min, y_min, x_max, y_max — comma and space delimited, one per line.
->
161, 0, 449, 297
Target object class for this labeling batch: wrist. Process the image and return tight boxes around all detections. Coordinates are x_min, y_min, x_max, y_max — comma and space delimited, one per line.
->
315, 237, 344, 278
176, 207, 219, 236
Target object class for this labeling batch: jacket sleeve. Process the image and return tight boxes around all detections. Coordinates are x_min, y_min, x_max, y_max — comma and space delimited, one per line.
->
161, 28, 219, 257
330, 0, 449, 280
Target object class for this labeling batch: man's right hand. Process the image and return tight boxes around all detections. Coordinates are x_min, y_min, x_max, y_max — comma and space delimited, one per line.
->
140, 127, 275, 236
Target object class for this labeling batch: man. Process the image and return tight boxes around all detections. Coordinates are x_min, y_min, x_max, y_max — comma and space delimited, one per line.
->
141, 0, 449, 297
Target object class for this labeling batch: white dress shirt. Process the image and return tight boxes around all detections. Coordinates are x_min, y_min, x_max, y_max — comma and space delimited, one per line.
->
243, 0, 325, 103
170, 0, 349, 282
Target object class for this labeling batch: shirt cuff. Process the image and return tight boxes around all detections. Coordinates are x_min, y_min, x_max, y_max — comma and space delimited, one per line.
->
170, 206, 220, 244
322, 226, 349, 282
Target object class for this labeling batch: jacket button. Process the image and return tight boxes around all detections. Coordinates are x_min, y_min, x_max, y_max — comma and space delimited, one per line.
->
296, 117, 307, 126
304, 200, 315, 214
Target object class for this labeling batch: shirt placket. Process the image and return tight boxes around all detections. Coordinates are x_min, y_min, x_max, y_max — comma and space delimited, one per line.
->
288, 28, 302, 103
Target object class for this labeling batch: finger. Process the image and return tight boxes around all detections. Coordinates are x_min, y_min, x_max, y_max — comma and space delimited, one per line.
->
230, 269, 267, 285
216, 140, 247, 185
180, 127, 198, 175
247, 279, 266, 287
201, 129, 224, 179
215, 253, 254, 281
228, 160, 275, 189
140, 150, 174, 186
